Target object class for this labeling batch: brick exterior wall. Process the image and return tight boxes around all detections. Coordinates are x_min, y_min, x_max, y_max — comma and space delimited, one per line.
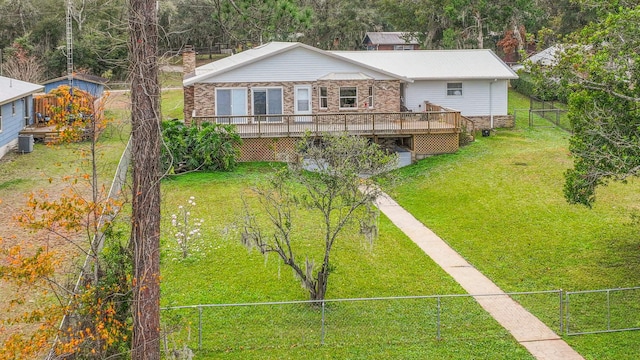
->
190, 80, 401, 117
466, 115, 515, 130
182, 47, 196, 77
183, 85, 194, 124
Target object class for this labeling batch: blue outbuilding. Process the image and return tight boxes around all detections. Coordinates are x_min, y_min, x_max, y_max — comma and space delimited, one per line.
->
42, 73, 108, 99
0, 76, 44, 159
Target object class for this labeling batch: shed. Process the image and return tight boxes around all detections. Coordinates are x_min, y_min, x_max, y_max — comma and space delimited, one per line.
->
42, 73, 108, 99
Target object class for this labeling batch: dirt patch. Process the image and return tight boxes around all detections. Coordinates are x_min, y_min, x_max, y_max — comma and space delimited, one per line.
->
0, 96, 129, 351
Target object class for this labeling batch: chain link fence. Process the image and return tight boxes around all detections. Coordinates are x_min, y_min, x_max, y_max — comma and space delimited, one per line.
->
160, 291, 562, 356
528, 97, 570, 132
161, 287, 640, 356
565, 287, 640, 335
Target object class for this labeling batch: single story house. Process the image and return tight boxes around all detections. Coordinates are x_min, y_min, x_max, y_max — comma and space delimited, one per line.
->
332, 49, 518, 128
362, 32, 420, 51
183, 42, 517, 162
43, 73, 107, 99
0, 76, 43, 159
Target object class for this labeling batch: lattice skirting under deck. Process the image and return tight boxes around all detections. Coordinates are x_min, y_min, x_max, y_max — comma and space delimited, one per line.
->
413, 133, 459, 156
238, 138, 299, 162
238, 133, 459, 162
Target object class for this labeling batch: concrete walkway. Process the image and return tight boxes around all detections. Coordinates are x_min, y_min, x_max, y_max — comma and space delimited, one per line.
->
373, 191, 584, 360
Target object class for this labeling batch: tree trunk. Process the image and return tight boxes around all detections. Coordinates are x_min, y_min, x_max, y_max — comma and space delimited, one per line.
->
511, 18, 525, 54
312, 269, 329, 301
129, 0, 161, 358
474, 10, 484, 49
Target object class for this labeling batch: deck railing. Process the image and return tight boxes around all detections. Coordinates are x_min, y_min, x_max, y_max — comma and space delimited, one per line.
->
192, 111, 461, 138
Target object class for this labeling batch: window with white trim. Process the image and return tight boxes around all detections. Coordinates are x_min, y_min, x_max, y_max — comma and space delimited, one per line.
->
447, 82, 463, 96
319, 87, 328, 109
394, 44, 414, 50
339, 87, 357, 109
215, 88, 247, 123
252, 87, 283, 122
367, 86, 374, 109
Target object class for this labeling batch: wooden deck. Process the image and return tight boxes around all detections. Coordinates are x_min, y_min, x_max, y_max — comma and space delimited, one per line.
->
192, 111, 461, 138
19, 126, 60, 144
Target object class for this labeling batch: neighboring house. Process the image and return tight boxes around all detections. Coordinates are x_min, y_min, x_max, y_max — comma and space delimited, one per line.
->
512, 44, 581, 72
362, 32, 420, 51
183, 42, 517, 162
0, 76, 43, 159
43, 73, 107, 99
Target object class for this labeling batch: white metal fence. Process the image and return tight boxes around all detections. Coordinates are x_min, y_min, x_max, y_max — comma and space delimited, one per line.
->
160, 287, 640, 356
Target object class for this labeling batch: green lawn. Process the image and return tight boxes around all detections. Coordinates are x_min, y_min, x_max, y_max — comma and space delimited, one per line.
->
385, 89, 640, 359
161, 89, 184, 120
159, 166, 533, 358
158, 89, 640, 359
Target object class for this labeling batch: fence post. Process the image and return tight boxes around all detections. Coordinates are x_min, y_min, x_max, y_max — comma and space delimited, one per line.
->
607, 289, 611, 331
559, 289, 564, 335
198, 306, 202, 351
436, 296, 441, 341
321, 300, 326, 345
565, 292, 571, 334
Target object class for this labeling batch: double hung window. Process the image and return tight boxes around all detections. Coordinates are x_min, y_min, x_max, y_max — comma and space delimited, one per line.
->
339, 87, 357, 109
447, 82, 463, 96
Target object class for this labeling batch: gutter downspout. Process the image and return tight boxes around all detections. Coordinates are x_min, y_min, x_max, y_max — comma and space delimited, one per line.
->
489, 79, 497, 129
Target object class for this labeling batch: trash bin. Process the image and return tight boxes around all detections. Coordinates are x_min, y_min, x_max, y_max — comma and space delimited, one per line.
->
18, 134, 34, 153
482, 129, 491, 137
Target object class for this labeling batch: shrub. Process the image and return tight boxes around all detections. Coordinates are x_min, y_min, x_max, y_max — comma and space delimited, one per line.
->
161, 120, 241, 174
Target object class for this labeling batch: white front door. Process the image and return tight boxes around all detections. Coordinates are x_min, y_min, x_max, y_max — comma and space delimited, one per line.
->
294, 85, 312, 122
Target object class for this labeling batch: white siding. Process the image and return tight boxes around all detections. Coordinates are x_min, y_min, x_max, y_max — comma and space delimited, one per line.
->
404, 79, 509, 116
203, 47, 396, 83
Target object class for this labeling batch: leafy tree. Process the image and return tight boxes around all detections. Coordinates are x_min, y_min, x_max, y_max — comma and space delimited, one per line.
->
556, 6, 640, 206
301, 0, 384, 50
0, 0, 39, 49
158, 0, 224, 53
217, 0, 312, 46
161, 120, 241, 174
240, 134, 397, 300
378, 0, 447, 49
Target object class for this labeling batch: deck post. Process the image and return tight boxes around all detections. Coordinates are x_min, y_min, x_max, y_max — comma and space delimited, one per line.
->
371, 113, 374, 134
344, 114, 347, 132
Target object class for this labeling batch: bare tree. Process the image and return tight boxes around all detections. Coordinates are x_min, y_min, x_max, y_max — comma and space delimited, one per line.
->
3, 43, 45, 83
241, 134, 397, 301
128, 0, 161, 358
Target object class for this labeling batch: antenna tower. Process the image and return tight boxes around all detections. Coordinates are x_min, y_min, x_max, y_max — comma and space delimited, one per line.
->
66, 0, 73, 90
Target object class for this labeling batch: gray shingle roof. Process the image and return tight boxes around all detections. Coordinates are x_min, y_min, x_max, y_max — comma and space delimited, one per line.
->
0, 76, 44, 105
333, 49, 518, 80
364, 32, 419, 45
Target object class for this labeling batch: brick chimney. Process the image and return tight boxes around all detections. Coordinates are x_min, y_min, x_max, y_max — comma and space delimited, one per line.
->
182, 45, 196, 78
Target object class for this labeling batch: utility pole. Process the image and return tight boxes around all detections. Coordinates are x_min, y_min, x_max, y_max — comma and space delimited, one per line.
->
128, 0, 161, 358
